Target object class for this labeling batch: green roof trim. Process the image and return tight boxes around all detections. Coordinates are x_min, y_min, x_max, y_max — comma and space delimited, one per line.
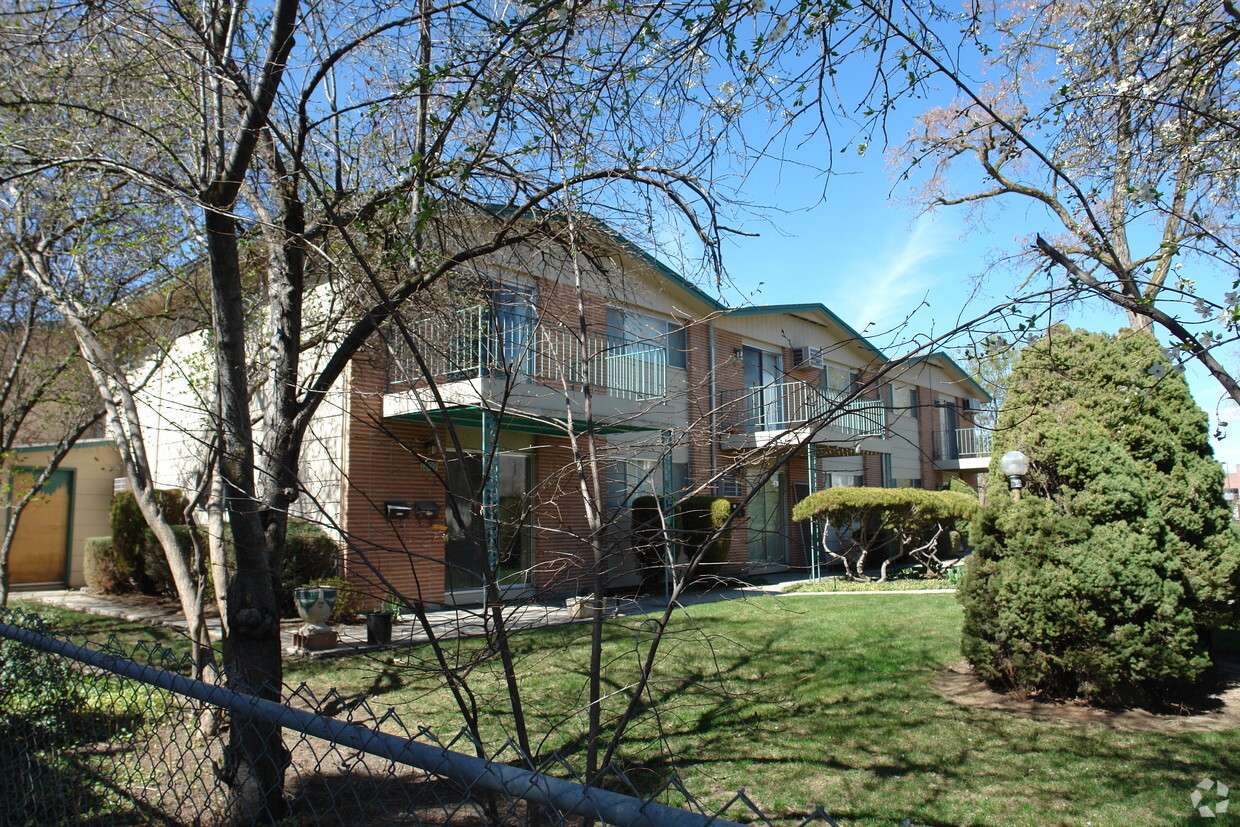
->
589, 224, 726, 312
12, 438, 116, 454
388, 406, 661, 436
725, 304, 889, 361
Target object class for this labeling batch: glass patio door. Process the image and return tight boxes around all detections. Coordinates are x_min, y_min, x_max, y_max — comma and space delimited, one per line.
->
443, 452, 533, 596
489, 281, 536, 377
747, 473, 787, 567
743, 346, 783, 430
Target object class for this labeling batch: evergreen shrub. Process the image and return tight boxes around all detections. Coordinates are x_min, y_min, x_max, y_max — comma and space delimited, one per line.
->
82, 537, 126, 594
961, 327, 1240, 703
792, 487, 976, 579
108, 489, 185, 593
281, 519, 339, 617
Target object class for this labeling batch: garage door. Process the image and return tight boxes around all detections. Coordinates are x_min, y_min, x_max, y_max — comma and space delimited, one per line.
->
8, 468, 72, 586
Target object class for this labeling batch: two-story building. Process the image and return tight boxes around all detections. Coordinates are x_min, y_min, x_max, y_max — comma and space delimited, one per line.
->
130, 218, 990, 605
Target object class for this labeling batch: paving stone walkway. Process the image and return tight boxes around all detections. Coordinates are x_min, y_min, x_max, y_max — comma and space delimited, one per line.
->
15, 575, 804, 659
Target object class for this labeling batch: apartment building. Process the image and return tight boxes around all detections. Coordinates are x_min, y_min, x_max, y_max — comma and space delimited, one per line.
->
133, 221, 991, 606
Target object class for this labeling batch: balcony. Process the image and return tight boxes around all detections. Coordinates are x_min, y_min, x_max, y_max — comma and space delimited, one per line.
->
932, 427, 993, 471
717, 380, 889, 454
383, 304, 677, 432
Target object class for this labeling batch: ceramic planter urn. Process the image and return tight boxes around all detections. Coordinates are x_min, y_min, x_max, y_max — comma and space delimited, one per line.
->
294, 585, 338, 635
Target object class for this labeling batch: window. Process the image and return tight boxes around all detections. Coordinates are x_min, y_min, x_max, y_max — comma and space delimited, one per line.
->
606, 307, 685, 367
893, 385, 920, 417
880, 381, 894, 412
824, 365, 858, 395
605, 458, 687, 513
896, 478, 924, 489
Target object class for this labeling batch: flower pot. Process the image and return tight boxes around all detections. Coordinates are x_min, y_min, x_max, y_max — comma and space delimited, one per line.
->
365, 611, 393, 645
294, 585, 338, 634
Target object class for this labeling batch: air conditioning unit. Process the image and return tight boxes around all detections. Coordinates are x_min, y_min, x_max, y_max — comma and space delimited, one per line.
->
963, 399, 985, 412
792, 346, 826, 369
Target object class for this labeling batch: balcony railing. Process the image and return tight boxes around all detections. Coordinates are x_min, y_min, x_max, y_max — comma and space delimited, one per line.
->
388, 304, 668, 401
718, 380, 887, 437
932, 427, 993, 461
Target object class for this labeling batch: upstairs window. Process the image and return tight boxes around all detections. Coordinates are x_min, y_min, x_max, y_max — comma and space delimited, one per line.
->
606, 307, 686, 368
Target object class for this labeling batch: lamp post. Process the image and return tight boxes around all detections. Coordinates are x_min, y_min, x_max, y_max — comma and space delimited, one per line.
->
1000, 450, 1029, 502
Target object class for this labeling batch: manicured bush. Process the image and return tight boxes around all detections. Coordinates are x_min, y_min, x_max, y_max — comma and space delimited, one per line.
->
792, 487, 977, 579
138, 524, 206, 598
82, 537, 128, 594
108, 489, 185, 593
961, 327, 1240, 704
281, 519, 339, 618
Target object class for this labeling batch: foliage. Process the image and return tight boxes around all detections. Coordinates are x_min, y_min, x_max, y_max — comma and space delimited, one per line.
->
946, 477, 978, 499
793, 487, 977, 579
281, 520, 339, 618
82, 537, 127, 595
139, 525, 203, 599
109, 490, 185, 592
961, 327, 1240, 702
0, 618, 87, 740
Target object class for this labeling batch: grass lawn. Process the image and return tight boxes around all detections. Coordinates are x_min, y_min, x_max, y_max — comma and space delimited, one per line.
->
283, 593, 1239, 825
782, 577, 955, 592
13, 594, 1238, 824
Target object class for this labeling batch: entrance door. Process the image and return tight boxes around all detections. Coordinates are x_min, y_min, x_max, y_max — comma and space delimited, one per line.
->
747, 473, 787, 567
8, 468, 72, 586
443, 452, 532, 598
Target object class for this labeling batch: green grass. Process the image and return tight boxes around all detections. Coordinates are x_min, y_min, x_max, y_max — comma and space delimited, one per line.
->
13, 594, 1240, 824
284, 594, 1240, 825
782, 576, 955, 592
6, 600, 198, 664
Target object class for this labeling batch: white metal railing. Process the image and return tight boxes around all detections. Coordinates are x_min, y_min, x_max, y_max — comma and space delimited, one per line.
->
718, 380, 887, 437
389, 304, 668, 401
933, 427, 993, 460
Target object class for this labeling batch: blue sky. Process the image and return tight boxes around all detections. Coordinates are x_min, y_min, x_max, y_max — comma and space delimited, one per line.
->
697, 142, 1240, 468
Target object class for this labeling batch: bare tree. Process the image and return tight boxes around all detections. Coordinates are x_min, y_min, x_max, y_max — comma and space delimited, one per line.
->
890, 0, 1240, 405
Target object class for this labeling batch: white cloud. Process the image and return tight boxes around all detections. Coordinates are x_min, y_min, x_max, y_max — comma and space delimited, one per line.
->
842, 213, 953, 333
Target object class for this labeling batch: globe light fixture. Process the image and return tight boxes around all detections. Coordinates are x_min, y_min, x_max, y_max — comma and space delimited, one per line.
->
1000, 450, 1029, 501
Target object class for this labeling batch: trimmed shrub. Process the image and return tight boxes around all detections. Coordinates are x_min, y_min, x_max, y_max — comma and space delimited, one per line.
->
109, 489, 185, 593
961, 327, 1240, 703
138, 524, 206, 598
281, 519, 339, 618
792, 487, 977, 579
82, 537, 127, 594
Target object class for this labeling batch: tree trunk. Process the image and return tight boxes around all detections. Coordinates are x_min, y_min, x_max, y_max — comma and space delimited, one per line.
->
205, 205, 288, 823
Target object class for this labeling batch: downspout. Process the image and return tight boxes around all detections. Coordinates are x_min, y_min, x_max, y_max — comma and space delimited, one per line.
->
708, 321, 717, 494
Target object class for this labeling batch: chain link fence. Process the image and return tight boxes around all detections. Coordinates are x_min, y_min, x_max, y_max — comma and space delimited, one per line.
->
0, 609, 850, 826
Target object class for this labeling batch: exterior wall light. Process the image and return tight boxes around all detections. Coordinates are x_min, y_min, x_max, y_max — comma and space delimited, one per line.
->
999, 450, 1029, 502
